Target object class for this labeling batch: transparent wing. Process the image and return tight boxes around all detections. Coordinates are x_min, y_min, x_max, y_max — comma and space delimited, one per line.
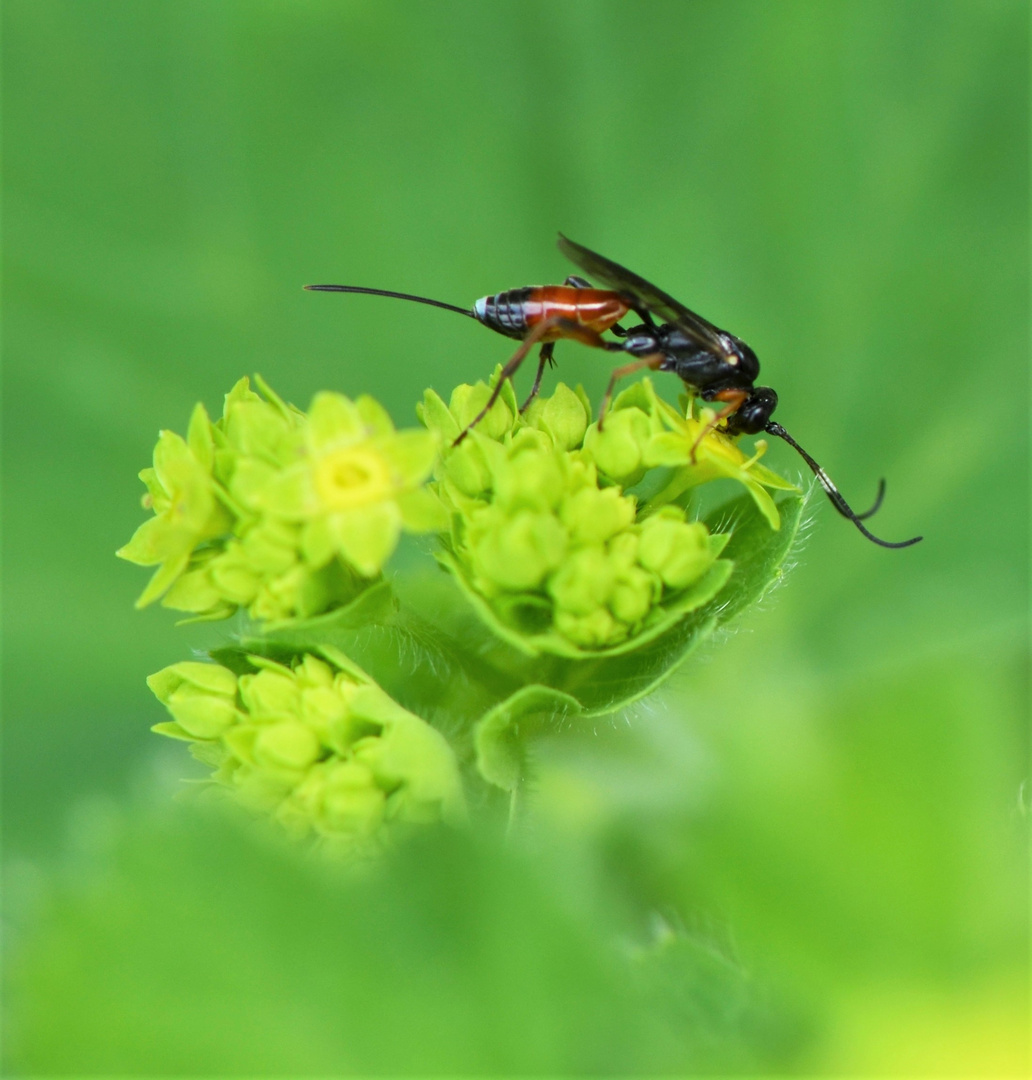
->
557, 234, 728, 355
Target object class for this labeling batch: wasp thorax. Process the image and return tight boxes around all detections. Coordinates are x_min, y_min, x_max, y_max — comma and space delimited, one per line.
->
725, 336, 760, 382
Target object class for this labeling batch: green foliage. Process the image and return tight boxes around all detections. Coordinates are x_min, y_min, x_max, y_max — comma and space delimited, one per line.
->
5, 3, 1027, 1074
3, 808, 802, 1074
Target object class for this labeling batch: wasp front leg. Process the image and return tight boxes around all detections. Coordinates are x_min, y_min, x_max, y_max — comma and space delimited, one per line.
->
689, 388, 749, 463
597, 352, 666, 429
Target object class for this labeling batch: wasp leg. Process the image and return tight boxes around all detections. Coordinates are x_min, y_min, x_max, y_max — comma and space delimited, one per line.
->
519, 342, 556, 413
598, 353, 666, 430
454, 316, 607, 446
564, 275, 592, 289
690, 388, 749, 463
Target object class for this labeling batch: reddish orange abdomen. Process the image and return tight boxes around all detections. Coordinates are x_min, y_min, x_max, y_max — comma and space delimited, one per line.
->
523, 286, 629, 340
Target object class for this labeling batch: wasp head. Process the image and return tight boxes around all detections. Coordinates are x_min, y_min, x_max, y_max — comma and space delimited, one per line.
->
725, 386, 778, 435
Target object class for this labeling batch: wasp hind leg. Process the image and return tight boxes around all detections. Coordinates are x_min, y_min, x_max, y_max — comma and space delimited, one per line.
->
519, 342, 556, 413
454, 317, 609, 446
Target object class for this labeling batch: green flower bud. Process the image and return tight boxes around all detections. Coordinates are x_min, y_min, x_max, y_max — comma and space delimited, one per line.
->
146, 662, 239, 739
239, 520, 299, 575
582, 407, 652, 484
222, 456, 279, 512
166, 687, 238, 739
441, 439, 493, 499
547, 546, 615, 615
160, 562, 225, 615
148, 660, 238, 702
561, 486, 636, 545
554, 606, 623, 648
606, 530, 640, 566
248, 562, 345, 623
298, 760, 385, 835
637, 512, 715, 589
469, 509, 568, 592
254, 721, 321, 770
448, 381, 515, 441
221, 397, 298, 466
416, 388, 461, 444
208, 544, 264, 606
609, 565, 656, 624
525, 383, 590, 450
492, 445, 567, 513
239, 667, 301, 720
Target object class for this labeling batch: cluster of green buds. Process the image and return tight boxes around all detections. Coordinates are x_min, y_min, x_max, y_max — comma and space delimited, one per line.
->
418, 370, 793, 655
117, 377, 445, 623
124, 364, 800, 850
148, 650, 465, 856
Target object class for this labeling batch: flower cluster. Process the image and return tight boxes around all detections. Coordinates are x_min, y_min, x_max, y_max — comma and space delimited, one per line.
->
418, 371, 792, 655
148, 652, 465, 854
582, 378, 796, 529
117, 377, 444, 622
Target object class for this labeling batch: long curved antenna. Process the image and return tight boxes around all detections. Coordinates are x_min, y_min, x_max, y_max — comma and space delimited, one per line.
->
765, 422, 922, 549
303, 284, 476, 319
855, 478, 886, 521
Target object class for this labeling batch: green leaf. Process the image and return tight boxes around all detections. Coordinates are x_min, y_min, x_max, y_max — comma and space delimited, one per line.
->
437, 548, 731, 660
698, 487, 808, 625
245, 578, 398, 643
216, 580, 494, 732
474, 684, 583, 792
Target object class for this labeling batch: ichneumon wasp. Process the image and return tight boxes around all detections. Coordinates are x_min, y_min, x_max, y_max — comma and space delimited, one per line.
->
306, 235, 921, 548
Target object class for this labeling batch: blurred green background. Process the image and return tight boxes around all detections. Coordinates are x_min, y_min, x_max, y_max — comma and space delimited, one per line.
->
3, 0, 1027, 1074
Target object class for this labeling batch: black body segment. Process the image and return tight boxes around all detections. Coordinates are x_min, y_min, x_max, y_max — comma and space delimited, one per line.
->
474, 287, 534, 339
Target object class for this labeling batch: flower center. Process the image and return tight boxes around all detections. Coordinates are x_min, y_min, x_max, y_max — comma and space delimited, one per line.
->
314, 447, 393, 510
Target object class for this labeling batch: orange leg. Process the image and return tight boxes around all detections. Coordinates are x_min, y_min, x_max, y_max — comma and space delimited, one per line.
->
598, 353, 666, 430
689, 388, 748, 463
453, 316, 607, 445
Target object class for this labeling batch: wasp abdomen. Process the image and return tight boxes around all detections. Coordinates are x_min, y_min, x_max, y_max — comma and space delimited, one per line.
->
473, 287, 534, 338
474, 285, 628, 341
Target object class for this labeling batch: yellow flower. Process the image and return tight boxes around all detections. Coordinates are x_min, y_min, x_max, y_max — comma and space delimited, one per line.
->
602, 379, 797, 529
257, 392, 444, 578
116, 405, 232, 607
